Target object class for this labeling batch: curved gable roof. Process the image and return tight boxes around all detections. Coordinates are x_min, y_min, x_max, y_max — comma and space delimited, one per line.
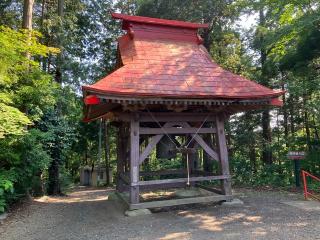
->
82, 13, 283, 121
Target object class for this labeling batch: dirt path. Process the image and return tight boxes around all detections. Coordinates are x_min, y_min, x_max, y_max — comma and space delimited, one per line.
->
0, 187, 319, 240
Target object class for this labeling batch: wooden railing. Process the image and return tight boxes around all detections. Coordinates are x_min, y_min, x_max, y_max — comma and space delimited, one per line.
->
302, 170, 320, 201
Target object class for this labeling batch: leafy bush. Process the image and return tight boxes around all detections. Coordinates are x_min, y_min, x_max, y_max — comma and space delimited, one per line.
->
0, 172, 14, 213
230, 155, 291, 187
0, 27, 59, 211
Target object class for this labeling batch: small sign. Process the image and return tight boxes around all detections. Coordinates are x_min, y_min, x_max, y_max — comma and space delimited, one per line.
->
287, 151, 305, 160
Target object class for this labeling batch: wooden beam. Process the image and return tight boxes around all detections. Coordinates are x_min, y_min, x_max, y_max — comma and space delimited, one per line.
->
117, 182, 187, 192
93, 93, 270, 106
192, 170, 215, 176
131, 175, 229, 186
215, 115, 232, 197
130, 116, 140, 204
138, 122, 182, 165
115, 112, 216, 122
193, 135, 219, 161
129, 194, 232, 210
140, 169, 187, 177
140, 127, 216, 135
139, 134, 163, 164
85, 103, 119, 122
180, 122, 219, 161
140, 182, 186, 191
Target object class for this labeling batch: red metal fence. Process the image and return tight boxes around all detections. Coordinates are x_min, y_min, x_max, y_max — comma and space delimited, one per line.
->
302, 170, 320, 201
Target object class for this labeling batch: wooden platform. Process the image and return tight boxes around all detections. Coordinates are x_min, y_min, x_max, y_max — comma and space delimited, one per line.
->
116, 188, 232, 210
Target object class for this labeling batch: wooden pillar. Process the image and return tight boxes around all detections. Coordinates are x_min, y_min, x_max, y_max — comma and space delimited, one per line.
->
215, 115, 232, 197
130, 115, 140, 204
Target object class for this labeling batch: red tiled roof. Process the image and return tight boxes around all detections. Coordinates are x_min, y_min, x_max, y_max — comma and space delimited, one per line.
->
83, 13, 283, 101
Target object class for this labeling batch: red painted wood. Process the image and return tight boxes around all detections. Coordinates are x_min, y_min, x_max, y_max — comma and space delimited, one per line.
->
84, 95, 100, 105
270, 98, 283, 106
302, 170, 320, 200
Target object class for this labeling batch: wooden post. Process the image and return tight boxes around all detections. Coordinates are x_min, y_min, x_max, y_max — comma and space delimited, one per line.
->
130, 114, 140, 204
215, 115, 232, 197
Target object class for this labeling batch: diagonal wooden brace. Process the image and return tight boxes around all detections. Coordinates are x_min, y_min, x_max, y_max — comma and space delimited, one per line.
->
139, 122, 178, 165
139, 134, 164, 164
180, 122, 219, 162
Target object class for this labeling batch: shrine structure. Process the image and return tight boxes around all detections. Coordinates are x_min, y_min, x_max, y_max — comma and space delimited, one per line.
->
82, 13, 283, 210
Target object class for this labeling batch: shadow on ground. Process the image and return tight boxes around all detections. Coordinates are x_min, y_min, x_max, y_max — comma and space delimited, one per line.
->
0, 187, 319, 240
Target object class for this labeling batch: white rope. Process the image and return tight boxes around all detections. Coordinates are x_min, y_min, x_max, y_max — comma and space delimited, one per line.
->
146, 109, 179, 149
184, 113, 211, 148
146, 110, 211, 188
186, 147, 190, 187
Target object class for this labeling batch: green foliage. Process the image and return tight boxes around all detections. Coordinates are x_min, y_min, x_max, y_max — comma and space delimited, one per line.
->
0, 26, 59, 211
0, 27, 58, 82
0, 129, 52, 212
231, 155, 292, 187
228, 0, 320, 187
0, 103, 31, 138
0, 173, 14, 212
0, 26, 58, 138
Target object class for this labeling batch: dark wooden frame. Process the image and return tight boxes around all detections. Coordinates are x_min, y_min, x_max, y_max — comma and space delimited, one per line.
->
113, 112, 232, 210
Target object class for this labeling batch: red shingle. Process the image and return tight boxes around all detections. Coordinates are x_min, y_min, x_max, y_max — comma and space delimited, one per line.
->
83, 13, 283, 101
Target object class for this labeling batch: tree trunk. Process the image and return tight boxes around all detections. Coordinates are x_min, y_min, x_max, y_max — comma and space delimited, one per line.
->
22, 0, 34, 199
282, 83, 288, 142
48, 159, 61, 195
55, 0, 64, 84
259, 7, 273, 165
48, 0, 64, 195
116, 123, 125, 191
312, 116, 320, 141
58, 0, 64, 17
22, 0, 34, 29
303, 95, 311, 149
202, 28, 212, 51
262, 110, 272, 164
104, 120, 110, 185
249, 145, 257, 173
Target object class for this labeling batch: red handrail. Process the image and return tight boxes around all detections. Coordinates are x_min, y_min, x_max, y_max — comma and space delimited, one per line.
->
301, 170, 320, 201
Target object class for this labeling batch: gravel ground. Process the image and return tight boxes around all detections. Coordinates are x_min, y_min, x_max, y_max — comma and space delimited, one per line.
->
0, 187, 319, 240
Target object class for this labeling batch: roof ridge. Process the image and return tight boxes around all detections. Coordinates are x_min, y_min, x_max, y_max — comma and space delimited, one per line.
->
111, 12, 209, 29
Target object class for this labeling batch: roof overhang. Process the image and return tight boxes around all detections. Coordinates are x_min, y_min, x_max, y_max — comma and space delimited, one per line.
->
82, 92, 283, 122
